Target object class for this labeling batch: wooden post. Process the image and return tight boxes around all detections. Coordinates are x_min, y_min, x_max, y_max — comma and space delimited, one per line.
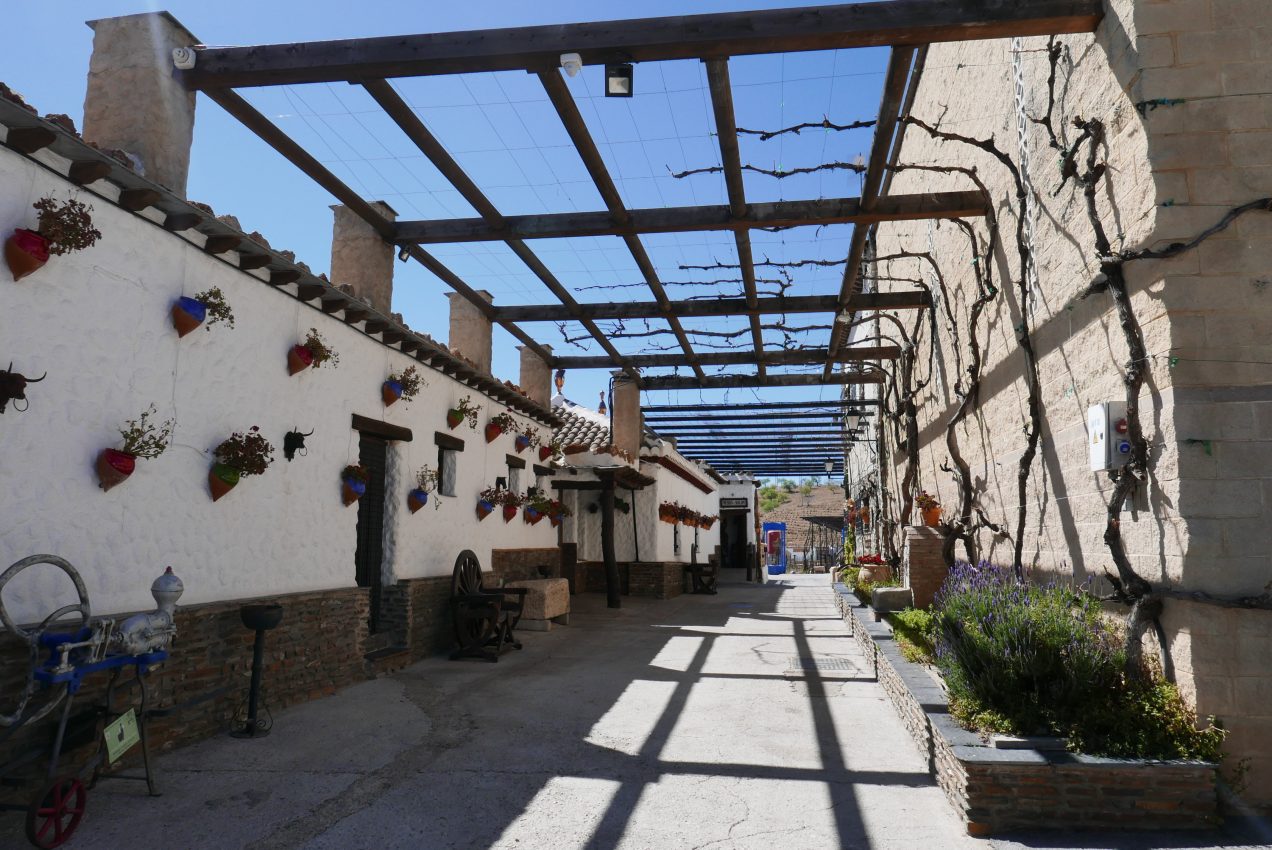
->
600, 475, 620, 609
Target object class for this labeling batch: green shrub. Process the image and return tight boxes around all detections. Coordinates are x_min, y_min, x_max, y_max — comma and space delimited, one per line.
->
886, 608, 936, 664
934, 561, 1225, 761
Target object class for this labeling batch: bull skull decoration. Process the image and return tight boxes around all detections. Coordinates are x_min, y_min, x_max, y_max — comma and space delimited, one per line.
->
283, 428, 314, 461
0, 363, 46, 413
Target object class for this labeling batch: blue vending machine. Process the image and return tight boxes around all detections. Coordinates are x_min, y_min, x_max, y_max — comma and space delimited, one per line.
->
762, 522, 787, 575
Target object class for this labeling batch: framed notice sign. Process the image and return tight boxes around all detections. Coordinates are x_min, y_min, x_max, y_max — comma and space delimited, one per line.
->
719, 498, 750, 509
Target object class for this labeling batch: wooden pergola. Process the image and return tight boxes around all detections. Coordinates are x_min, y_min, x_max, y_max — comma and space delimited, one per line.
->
183, 0, 1102, 472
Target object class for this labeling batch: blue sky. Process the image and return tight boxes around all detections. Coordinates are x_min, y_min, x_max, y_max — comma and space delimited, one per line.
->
2, 2, 886, 416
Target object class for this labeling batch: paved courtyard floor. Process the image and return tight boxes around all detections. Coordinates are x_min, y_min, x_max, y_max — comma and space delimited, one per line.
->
4, 574, 1268, 849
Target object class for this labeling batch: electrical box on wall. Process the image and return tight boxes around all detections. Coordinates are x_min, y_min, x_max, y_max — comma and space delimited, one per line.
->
1087, 401, 1131, 471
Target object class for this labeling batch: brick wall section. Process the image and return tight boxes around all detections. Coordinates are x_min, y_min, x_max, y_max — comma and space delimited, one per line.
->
577, 561, 685, 599
903, 526, 948, 609
830, 584, 1218, 834
0, 586, 369, 800
381, 576, 453, 661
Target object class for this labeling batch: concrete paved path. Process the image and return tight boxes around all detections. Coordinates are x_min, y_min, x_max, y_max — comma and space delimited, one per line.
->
6, 575, 1268, 849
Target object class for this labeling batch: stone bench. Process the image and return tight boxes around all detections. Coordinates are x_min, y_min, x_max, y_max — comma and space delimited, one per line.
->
506, 578, 571, 631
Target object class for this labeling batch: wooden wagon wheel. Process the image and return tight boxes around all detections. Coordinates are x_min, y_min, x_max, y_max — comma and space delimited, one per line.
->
451, 550, 498, 653
25, 775, 86, 849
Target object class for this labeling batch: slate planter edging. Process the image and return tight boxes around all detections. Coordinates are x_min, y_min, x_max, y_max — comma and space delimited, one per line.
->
830, 583, 1219, 836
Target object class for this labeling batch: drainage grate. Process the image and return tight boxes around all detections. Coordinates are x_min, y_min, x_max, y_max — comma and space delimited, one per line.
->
788, 655, 857, 672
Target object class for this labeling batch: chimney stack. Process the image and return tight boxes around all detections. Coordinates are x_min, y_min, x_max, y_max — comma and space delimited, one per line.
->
447, 291, 494, 374
83, 13, 198, 197
330, 202, 396, 313
518, 345, 552, 407
611, 372, 642, 460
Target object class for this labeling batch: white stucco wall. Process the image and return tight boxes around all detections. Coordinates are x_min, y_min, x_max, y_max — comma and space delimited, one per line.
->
647, 460, 720, 563
0, 147, 555, 622
717, 481, 757, 546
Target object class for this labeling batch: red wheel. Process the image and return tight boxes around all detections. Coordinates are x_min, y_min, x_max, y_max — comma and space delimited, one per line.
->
25, 776, 86, 849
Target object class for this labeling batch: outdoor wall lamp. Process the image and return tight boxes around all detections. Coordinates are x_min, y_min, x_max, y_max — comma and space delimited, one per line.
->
397, 244, 410, 262
560, 53, 583, 77
824, 458, 835, 475
605, 63, 634, 97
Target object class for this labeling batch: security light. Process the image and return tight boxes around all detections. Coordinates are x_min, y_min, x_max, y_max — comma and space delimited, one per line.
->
560, 53, 583, 77
605, 63, 634, 97
172, 47, 197, 70
397, 244, 410, 262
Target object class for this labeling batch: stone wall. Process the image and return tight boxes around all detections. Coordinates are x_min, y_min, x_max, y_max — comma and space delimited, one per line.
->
576, 561, 685, 599
855, 0, 1272, 802
380, 576, 453, 661
0, 586, 368, 800
832, 583, 1218, 834
491, 547, 563, 582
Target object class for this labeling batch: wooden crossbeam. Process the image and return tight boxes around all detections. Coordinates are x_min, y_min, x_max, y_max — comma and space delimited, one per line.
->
640, 372, 882, 391
493, 291, 927, 323
200, 87, 551, 363
394, 191, 983, 244
362, 79, 637, 382
642, 399, 878, 413
184, 0, 1103, 88
538, 71, 705, 382
551, 345, 897, 370
648, 411, 847, 423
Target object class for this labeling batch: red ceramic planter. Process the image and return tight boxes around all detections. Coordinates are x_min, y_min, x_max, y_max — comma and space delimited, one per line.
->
538, 446, 553, 462
5, 229, 49, 281
446, 410, 464, 429
502, 504, 518, 522
209, 463, 240, 501
485, 423, 503, 443
288, 344, 314, 375
96, 449, 136, 491
476, 500, 494, 521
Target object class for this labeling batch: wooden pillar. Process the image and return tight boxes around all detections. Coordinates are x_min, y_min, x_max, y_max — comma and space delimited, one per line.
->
600, 474, 620, 609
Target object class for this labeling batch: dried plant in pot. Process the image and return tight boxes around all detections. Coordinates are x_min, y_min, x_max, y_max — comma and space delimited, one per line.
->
173, 287, 235, 337
524, 492, 553, 525
486, 411, 516, 444
341, 464, 369, 506
495, 488, 525, 522
515, 425, 539, 454
548, 499, 571, 528
97, 404, 173, 492
289, 327, 339, 375
209, 426, 273, 501
6, 197, 101, 281
383, 364, 423, 407
476, 486, 499, 521
409, 464, 439, 514
539, 437, 562, 463
446, 395, 480, 430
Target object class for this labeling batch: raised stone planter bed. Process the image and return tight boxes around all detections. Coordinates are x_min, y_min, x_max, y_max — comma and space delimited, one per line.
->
831, 583, 1219, 835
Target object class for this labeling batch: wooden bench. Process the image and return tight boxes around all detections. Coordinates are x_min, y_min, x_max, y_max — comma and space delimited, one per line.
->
449, 550, 528, 662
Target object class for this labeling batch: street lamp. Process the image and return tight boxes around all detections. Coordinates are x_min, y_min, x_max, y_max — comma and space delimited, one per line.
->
824, 458, 834, 481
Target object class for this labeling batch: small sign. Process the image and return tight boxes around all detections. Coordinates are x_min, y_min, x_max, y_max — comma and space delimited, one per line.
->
104, 709, 140, 764
720, 498, 749, 509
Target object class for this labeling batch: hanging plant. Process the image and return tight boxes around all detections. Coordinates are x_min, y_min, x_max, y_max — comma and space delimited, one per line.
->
495, 488, 525, 522
409, 464, 439, 514
486, 411, 517, 443
289, 327, 339, 375
6, 197, 101, 281
209, 426, 273, 501
539, 437, 562, 462
476, 486, 499, 522
383, 364, 423, 407
341, 464, 369, 506
173, 287, 235, 337
515, 425, 540, 454
548, 499, 572, 528
446, 394, 481, 430
96, 404, 174, 492
658, 501, 682, 524
524, 492, 553, 525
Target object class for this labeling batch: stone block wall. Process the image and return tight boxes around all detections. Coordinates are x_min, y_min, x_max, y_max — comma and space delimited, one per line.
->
0, 586, 369, 800
380, 576, 453, 661
491, 547, 563, 582
854, 0, 1272, 804
902, 526, 948, 609
629, 562, 685, 600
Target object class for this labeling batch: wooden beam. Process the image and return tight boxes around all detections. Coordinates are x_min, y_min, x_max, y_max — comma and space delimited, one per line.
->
67, 160, 113, 186
164, 212, 202, 231
270, 269, 302, 286
648, 411, 845, 423
200, 86, 551, 364
493, 290, 928, 323
238, 254, 272, 270
538, 71, 705, 382
642, 372, 882, 390
118, 188, 163, 212
826, 46, 915, 368
552, 345, 897, 370
5, 126, 56, 154
394, 191, 982, 244
352, 414, 413, 442
642, 399, 879, 413
362, 78, 636, 382
185, 0, 1102, 88
203, 234, 241, 254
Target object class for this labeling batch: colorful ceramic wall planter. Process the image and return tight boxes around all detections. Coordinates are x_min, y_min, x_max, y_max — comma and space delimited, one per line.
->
171, 296, 207, 337
524, 506, 543, 525
287, 344, 315, 375
407, 488, 429, 514
446, 409, 464, 429
476, 499, 494, 521
382, 380, 403, 406
502, 504, 518, 522
514, 434, 531, 453
5, 229, 50, 281
485, 423, 503, 443
209, 463, 241, 501
341, 465, 369, 506
95, 449, 136, 492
